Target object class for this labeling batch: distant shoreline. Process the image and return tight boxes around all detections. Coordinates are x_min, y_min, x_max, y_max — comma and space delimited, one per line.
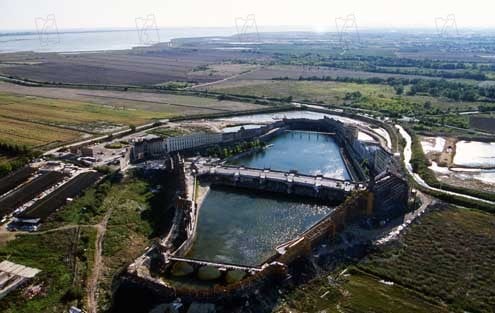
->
0, 26, 238, 37
0, 27, 240, 54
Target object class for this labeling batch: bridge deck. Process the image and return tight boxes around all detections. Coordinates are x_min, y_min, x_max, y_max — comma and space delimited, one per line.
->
196, 165, 364, 192
167, 256, 261, 272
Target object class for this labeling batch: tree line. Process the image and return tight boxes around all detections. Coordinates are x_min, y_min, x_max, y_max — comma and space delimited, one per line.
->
0, 142, 41, 178
0, 142, 34, 156
274, 53, 492, 80
205, 140, 266, 159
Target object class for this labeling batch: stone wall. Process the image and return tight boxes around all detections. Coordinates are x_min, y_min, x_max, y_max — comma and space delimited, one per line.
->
282, 117, 396, 179
274, 191, 371, 265
282, 118, 408, 216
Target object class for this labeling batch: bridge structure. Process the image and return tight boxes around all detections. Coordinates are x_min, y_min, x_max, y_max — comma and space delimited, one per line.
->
167, 256, 262, 273
194, 164, 367, 197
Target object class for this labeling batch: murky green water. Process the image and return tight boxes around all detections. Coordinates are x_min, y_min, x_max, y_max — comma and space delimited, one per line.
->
231, 130, 350, 180
188, 187, 334, 265
187, 130, 351, 265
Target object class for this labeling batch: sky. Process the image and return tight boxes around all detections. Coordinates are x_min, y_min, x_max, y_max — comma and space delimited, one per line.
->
1, 0, 495, 31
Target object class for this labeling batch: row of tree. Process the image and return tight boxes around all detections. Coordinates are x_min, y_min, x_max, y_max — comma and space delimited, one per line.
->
205, 140, 266, 159
0, 142, 37, 157
275, 53, 493, 80
0, 158, 29, 177
0, 142, 41, 178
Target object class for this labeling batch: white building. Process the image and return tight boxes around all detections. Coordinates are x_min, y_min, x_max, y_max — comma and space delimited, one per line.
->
166, 133, 223, 152
131, 132, 224, 162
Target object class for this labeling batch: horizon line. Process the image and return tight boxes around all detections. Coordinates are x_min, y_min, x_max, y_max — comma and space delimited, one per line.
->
3, 25, 495, 35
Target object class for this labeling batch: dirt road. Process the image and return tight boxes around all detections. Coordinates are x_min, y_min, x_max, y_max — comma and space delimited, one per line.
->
87, 198, 116, 313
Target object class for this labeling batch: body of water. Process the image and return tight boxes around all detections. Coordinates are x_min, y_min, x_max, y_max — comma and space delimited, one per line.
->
0, 25, 316, 53
430, 162, 495, 185
0, 27, 236, 53
188, 187, 334, 265
454, 141, 495, 168
230, 130, 351, 180
188, 130, 348, 265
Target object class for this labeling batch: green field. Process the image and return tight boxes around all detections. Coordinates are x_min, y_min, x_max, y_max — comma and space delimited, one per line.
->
0, 90, 270, 149
360, 206, 495, 312
89, 171, 176, 311
0, 92, 170, 130
0, 115, 82, 148
0, 92, 219, 149
37, 170, 179, 311
0, 153, 17, 170
276, 269, 447, 313
0, 228, 96, 313
209, 80, 484, 114
276, 205, 495, 313
96, 177, 154, 311
209, 80, 393, 103
0, 92, 167, 149
69, 92, 266, 115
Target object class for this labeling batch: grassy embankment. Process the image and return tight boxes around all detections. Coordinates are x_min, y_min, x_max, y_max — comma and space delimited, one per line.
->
359, 206, 495, 313
277, 205, 495, 313
41, 174, 119, 229
276, 268, 448, 313
34, 170, 178, 312
95, 171, 177, 311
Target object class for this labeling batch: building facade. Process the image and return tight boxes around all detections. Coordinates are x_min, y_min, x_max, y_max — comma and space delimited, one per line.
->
166, 133, 223, 153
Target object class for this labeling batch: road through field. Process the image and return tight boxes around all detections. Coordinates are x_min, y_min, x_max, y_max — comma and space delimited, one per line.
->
87, 196, 117, 313
190, 67, 258, 89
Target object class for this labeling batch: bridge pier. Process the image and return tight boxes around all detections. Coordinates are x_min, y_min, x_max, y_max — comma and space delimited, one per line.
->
286, 182, 293, 194
259, 172, 266, 184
